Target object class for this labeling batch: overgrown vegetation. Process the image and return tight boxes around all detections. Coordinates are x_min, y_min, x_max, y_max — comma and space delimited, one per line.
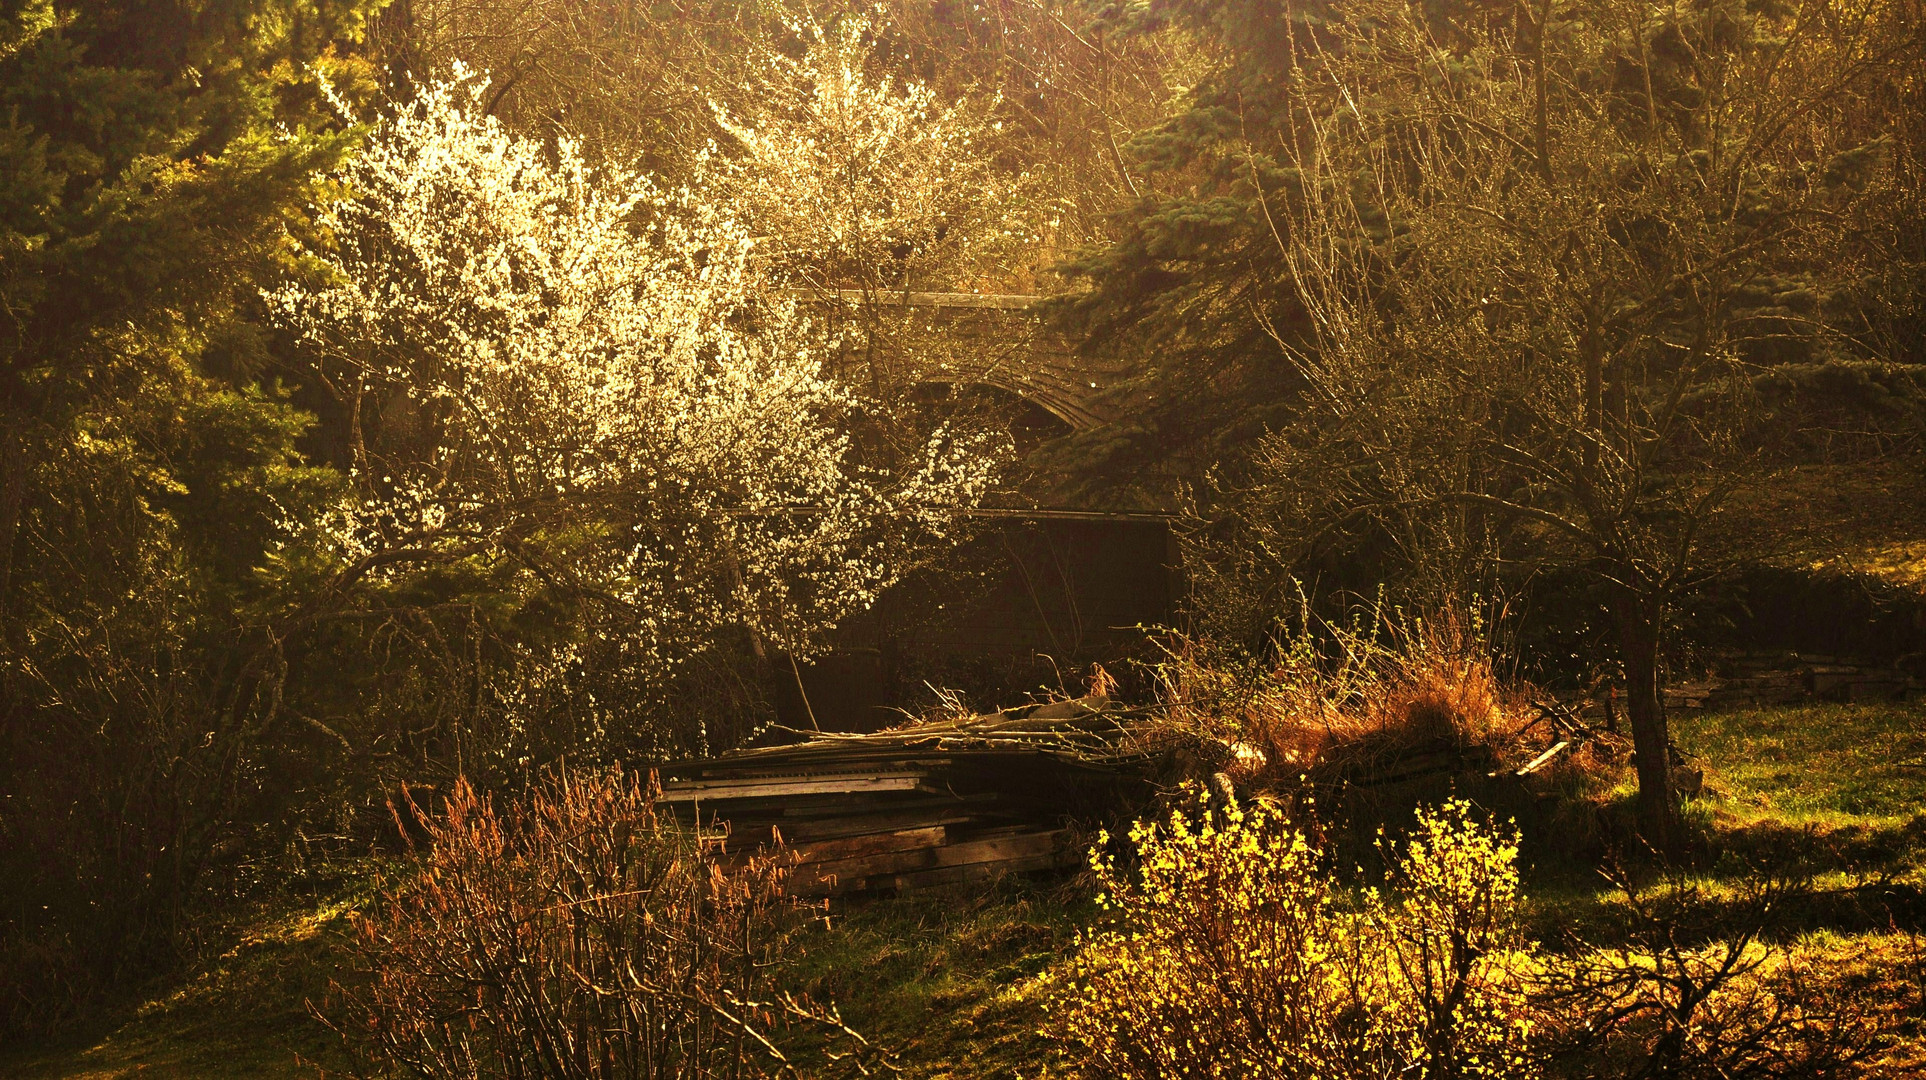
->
4, 0, 1925, 1069
1061, 795, 1536, 1079
332, 769, 890, 1078
1058, 790, 1902, 1079
1149, 0, 1926, 853
1151, 604, 1533, 777
7, 691, 1926, 1077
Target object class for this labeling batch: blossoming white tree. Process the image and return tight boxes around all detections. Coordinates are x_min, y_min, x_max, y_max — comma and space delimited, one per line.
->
702, 7, 1043, 471
709, 8, 1035, 298
272, 71, 1005, 749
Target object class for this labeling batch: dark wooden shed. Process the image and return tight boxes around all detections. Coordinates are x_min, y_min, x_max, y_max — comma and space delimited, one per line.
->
776, 510, 1180, 732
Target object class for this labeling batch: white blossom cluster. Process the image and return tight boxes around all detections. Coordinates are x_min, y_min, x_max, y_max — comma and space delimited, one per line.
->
707, 8, 1034, 291
272, 70, 1005, 682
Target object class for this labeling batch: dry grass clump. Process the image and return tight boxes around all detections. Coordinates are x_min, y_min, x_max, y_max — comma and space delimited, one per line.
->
1152, 603, 1543, 789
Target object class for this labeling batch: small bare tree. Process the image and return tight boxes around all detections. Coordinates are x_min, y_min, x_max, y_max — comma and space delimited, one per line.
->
1540, 856, 1884, 1079
366, 0, 760, 173
704, 5, 1043, 411
710, 7, 1035, 296
1248, 0, 1920, 851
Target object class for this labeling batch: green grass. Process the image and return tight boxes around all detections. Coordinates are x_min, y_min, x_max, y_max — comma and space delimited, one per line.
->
783, 881, 1091, 1079
1675, 698, 1926, 827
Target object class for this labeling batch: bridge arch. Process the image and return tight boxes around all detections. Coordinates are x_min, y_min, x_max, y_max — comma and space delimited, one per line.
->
910, 379, 1076, 452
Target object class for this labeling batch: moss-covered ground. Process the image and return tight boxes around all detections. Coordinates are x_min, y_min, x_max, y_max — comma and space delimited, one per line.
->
0, 889, 368, 1078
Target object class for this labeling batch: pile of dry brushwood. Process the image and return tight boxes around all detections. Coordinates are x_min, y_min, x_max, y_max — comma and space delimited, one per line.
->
659, 692, 1620, 897
658, 697, 1163, 897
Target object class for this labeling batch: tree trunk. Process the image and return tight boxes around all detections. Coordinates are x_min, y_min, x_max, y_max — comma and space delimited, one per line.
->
1613, 591, 1679, 858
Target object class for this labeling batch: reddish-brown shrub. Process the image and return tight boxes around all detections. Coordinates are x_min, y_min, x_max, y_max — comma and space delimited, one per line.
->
331, 768, 884, 1079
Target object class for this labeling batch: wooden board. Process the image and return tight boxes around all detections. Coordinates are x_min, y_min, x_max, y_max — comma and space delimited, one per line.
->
764, 808, 983, 844
675, 794, 1007, 839
789, 826, 949, 864
657, 773, 927, 802
645, 699, 1148, 895
776, 793, 999, 817
872, 851, 1071, 893
788, 829, 1068, 893
713, 815, 973, 852
664, 757, 958, 782
719, 826, 950, 868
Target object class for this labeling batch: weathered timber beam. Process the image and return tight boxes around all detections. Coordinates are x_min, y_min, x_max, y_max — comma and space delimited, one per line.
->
656, 774, 927, 802
789, 828, 1068, 889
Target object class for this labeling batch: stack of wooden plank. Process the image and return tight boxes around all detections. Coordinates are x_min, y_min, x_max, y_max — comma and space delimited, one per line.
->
1663, 652, 1922, 712
659, 697, 1154, 897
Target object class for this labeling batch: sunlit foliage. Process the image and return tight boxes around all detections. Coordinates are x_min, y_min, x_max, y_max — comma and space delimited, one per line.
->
1059, 794, 1538, 1079
272, 70, 1006, 696
708, 6, 1035, 294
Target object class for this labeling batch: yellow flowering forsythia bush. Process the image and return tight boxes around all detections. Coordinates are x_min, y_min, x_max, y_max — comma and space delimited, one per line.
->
1061, 794, 1538, 1079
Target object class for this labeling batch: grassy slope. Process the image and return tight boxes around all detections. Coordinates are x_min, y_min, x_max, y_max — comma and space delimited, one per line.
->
1675, 698, 1926, 827
1554, 699, 1926, 1076
0, 874, 1088, 1080
1701, 699, 1926, 1073
0, 892, 365, 1079
786, 884, 1088, 1079
1714, 455, 1926, 589
1536, 699, 1926, 929
7, 699, 1925, 1079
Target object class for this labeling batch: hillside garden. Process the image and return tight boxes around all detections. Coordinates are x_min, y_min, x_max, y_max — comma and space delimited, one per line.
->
3, 0, 1926, 1075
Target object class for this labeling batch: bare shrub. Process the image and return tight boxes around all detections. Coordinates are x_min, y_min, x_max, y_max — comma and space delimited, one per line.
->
1056, 793, 1537, 1079
331, 768, 886, 1079
1539, 862, 1887, 1080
